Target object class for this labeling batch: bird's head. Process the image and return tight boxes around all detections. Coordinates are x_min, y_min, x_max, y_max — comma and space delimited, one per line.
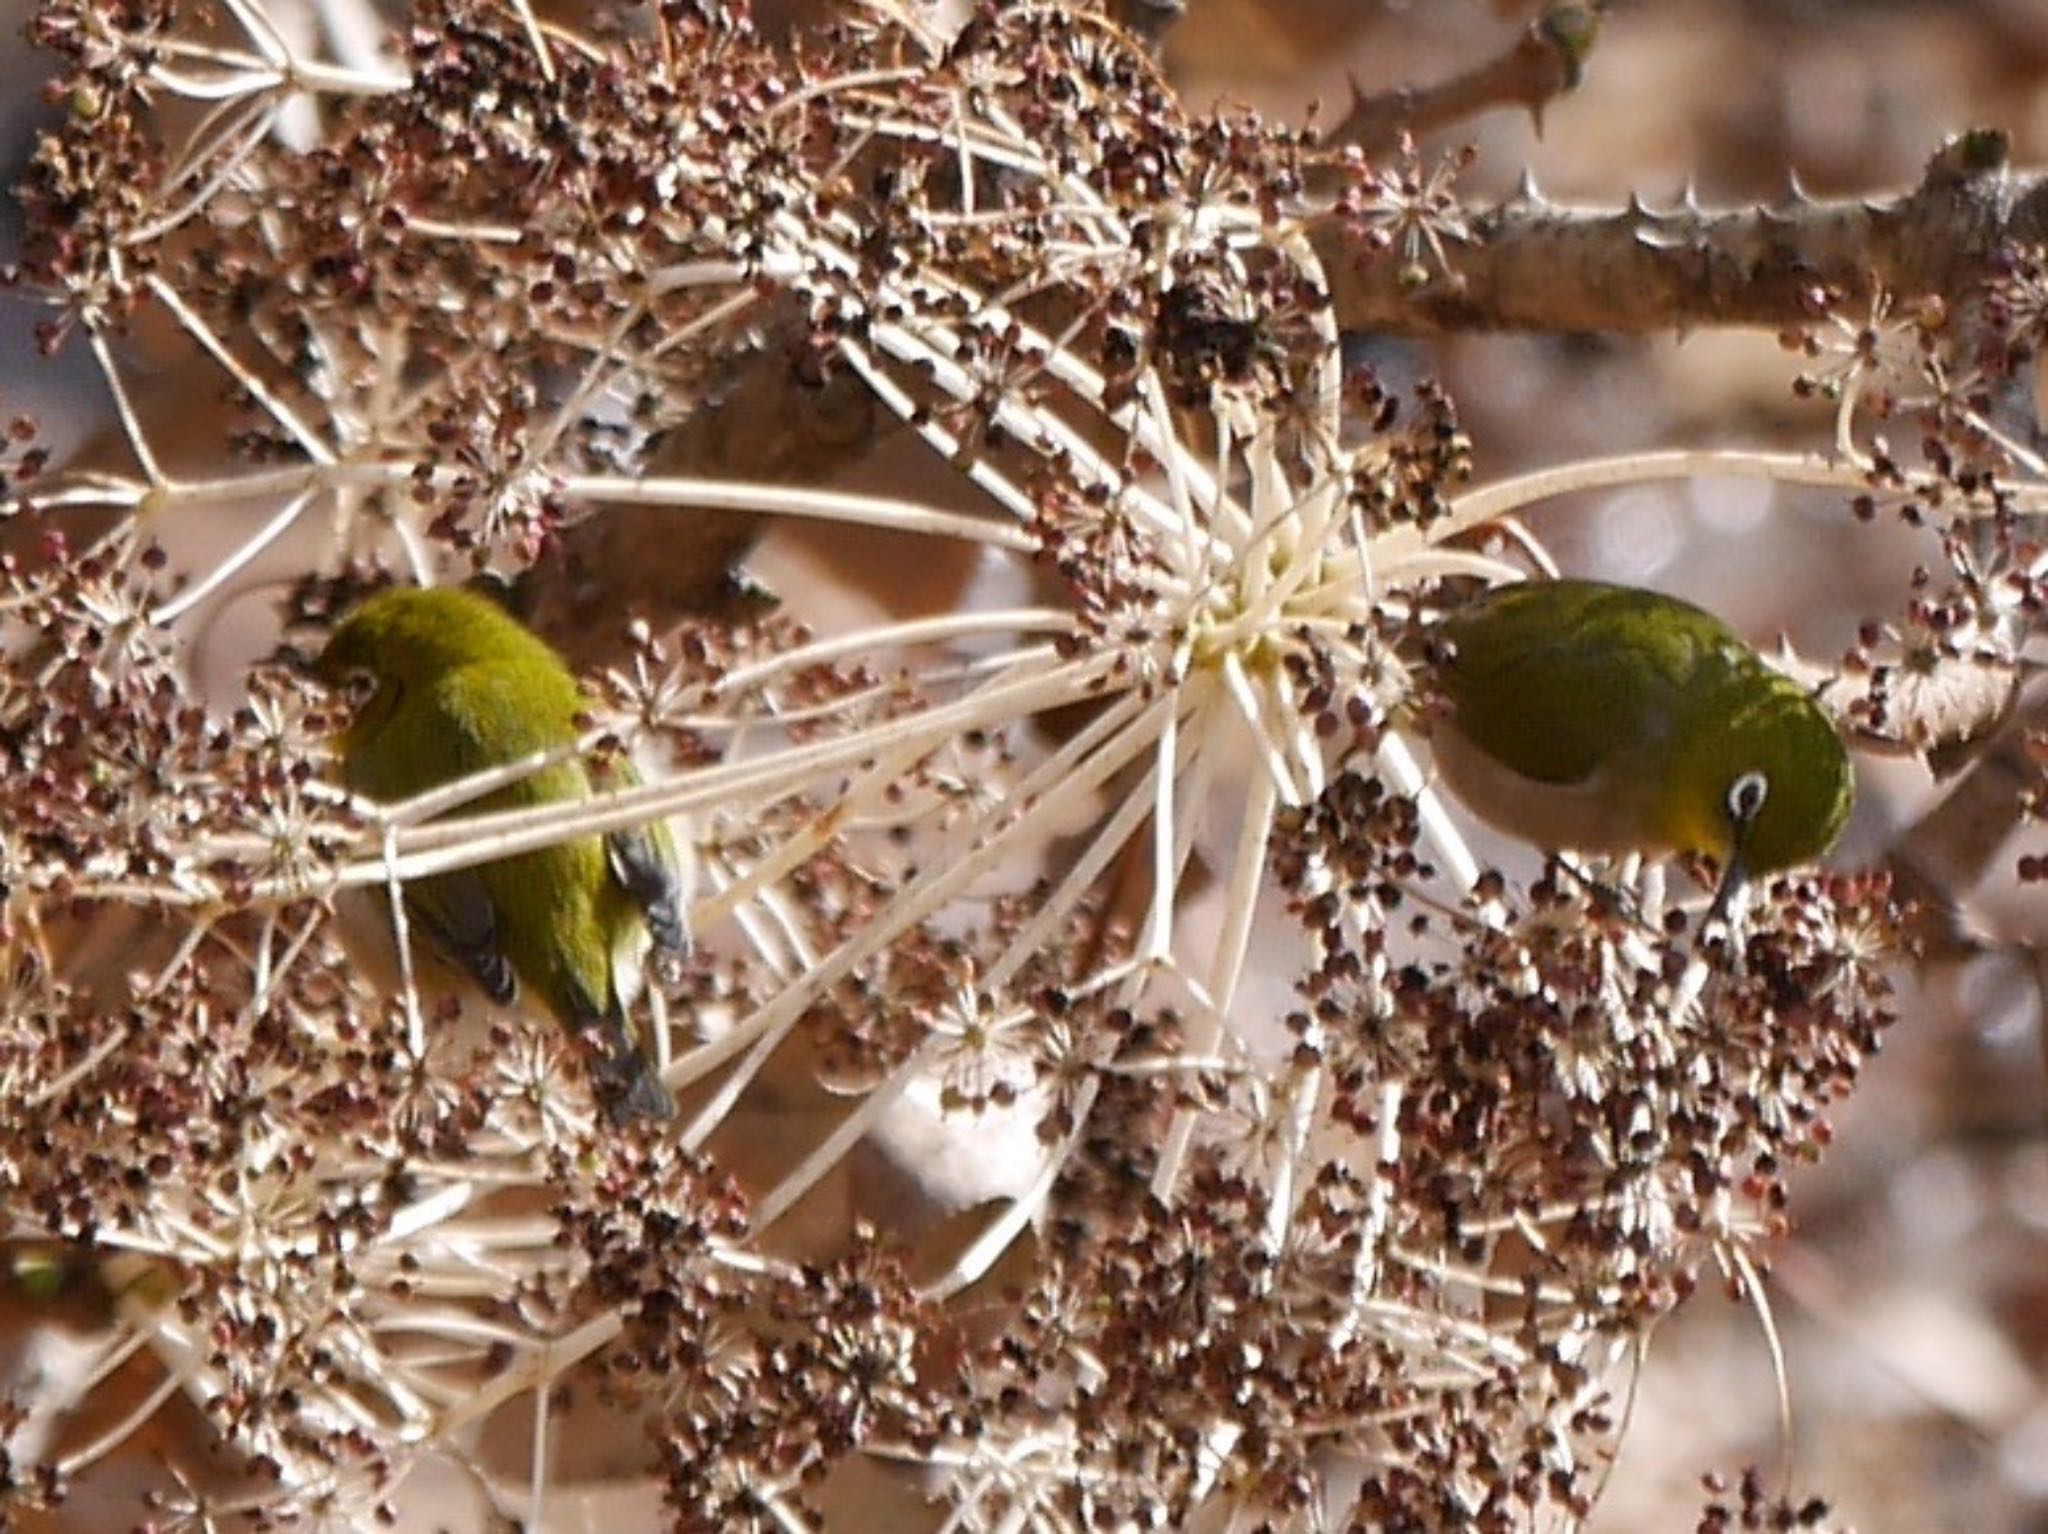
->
317, 585, 514, 692
1661, 678, 1853, 894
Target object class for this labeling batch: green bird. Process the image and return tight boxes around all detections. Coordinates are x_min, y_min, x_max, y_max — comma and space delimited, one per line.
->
318, 585, 682, 1122
1428, 579, 1853, 904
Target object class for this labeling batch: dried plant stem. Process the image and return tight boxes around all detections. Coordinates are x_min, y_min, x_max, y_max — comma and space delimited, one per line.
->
1448, 444, 2048, 540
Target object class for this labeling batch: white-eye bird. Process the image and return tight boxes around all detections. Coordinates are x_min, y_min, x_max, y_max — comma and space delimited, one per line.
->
1427, 579, 1853, 903
318, 585, 682, 1122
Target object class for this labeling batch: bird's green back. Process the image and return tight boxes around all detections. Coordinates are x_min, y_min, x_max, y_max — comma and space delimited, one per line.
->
320, 587, 678, 1080
1435, 581, 1735, 787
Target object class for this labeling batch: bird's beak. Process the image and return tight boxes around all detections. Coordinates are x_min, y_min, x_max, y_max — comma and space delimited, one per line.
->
1706, 848, 1749, 926
271, 640, 321, 678
1706, 795, 1763, 926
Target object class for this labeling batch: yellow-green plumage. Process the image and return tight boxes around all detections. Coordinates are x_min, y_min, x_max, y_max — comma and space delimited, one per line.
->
1430, 580, 1852, 881
318, 586, 681, 1122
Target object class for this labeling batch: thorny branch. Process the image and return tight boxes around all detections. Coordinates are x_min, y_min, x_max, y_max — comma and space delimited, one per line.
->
1328, 1, 1602, 157
1319, 128, 2046, 335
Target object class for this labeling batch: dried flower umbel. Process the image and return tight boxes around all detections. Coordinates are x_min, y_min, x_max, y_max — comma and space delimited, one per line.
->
0, 0, 1919, 1528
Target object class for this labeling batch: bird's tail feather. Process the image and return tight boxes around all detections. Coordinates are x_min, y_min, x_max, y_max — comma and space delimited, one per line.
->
593, 1040, 675, 1124
579, 1001, 674, 1124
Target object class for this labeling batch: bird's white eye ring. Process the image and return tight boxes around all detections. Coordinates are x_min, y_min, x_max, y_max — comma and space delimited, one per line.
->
1727, 770, 1769, 824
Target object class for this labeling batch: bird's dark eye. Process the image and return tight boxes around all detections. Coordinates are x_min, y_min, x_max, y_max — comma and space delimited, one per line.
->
341, 668, 380, 707
1726, 770, 1769, 825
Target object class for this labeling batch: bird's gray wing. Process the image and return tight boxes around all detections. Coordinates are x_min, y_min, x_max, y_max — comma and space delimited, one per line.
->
406, 870, 518, 1004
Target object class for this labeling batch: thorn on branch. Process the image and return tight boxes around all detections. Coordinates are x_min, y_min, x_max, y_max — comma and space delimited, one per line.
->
1323, 2, 1601, 157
